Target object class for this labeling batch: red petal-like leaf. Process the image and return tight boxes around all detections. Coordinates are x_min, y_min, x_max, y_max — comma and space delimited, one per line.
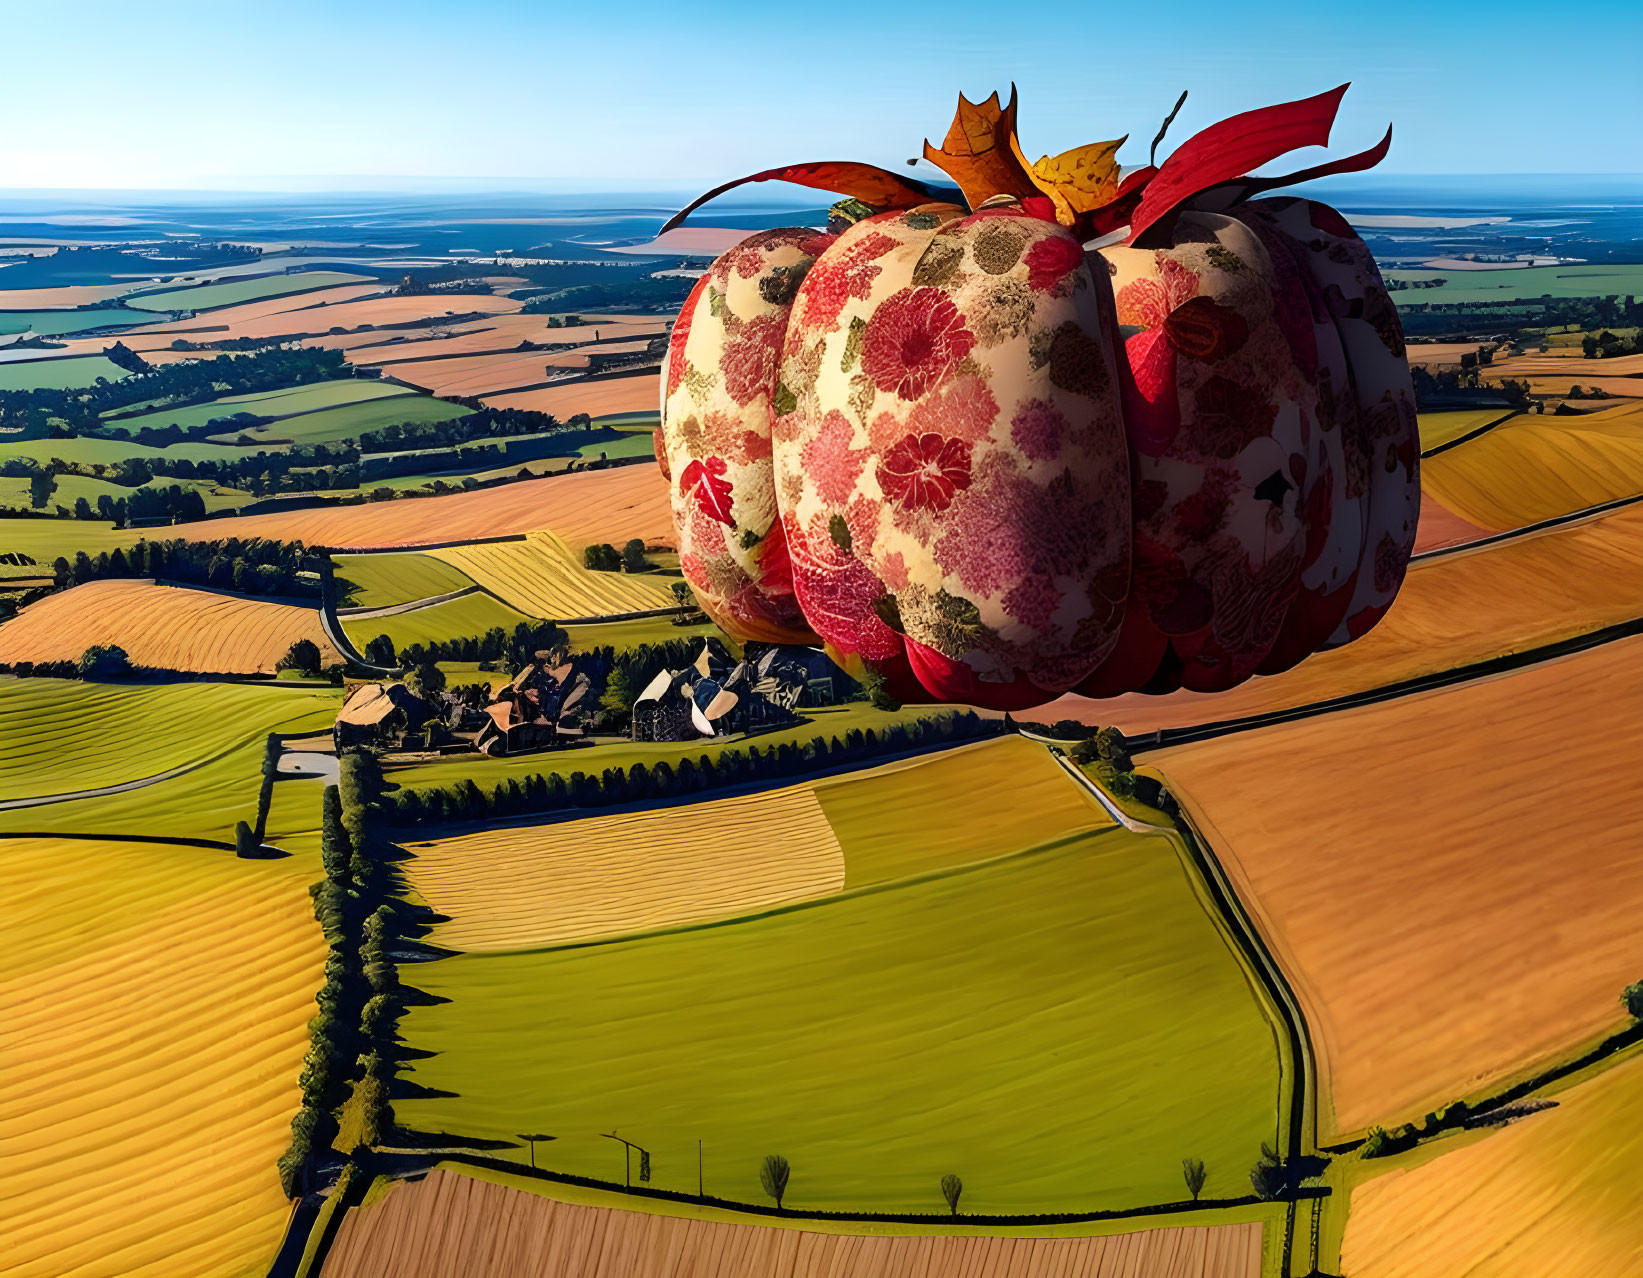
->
1129, 84, 1351, 245
1205, 124, 1394, 206
680, 457, 735, 525
660, 163, 940, 234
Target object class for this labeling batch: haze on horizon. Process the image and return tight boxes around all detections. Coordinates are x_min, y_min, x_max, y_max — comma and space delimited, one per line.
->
3, 0, 1640, 193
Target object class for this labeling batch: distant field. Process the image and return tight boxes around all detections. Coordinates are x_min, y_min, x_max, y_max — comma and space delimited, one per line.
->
0, 836, 324, 1278
343, 588, 535, 652
212, 390, 471, 446
0, 355, 129, 391
1416, 409, 1517, 452
0, 517, 146, 565
335, 550, 476, 608
0, 434, 243, 469
0, 283, 133, 309
0, 471, 249, 515
0, 578, 338, 674
124, 270, 374, 312
0, 307, 144, 336
484, 371, 660, 419
1341, 1048, 1643, 1278
106, 378, 415, 432
562, 614, 714, 651
430, 529, 673, 619
579, 431, 653, 459
1155, 635, 1643, 1137
111, 283, 387, 340
324, 1167, 1269, 1278
1041, 497, 1643, 737
161, 293, 523, 345
1421, 403, 1643, 529
170, 462, 673, 551
1383, 264, 1643, 302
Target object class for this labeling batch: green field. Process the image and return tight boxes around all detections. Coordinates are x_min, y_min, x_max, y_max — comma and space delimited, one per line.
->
395, 775, 1283, 1214
1385, 264, 1643, 304
578, 431, 654, 458
0, 434, 247, 467
342, 588, 536, 653
0, 472, 249, 516
0, 308, 143, 336
0, 355, 130, 391
0, 678, 339, 845
218, 392, 472, 447
562, 613, 716, 650
123, 271, 373, 313
334, 551, 477, 609
104, 379, 415, 433
0, 516, 150, 565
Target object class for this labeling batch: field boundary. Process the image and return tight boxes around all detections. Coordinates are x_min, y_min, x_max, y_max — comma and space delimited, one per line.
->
1419, 408, 1521, 458
1411, 489, 1643, 563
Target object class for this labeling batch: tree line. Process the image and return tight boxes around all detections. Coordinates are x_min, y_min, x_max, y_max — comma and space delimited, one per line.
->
385, 711, 996, 826
50, 535, 317, 596
355, 405, 584, 455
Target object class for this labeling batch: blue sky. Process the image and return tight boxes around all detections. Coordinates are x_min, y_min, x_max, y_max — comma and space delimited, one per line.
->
3, 0, 1639, 189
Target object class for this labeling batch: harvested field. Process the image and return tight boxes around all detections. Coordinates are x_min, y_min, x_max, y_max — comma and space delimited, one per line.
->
430, 529, 674, 619
1037, 498, 1643, 737
1404, 342, 1486, 366
484, 370, 660, 419
1417, 409, 1516, 451
1411, 497, 1491, 553
1519, 375, 1643, 399
407, 785, 846, 951
1153, 635, 1643, 1136
0, 283, 133, 308
353, 320, 665, 367
169, 462, 673, 551
1491, 351, 1643, 378
134, 294, 521, 346
0, 836, 324, 1278
322, 1168, 1267, 1278
1421, 403, 1643, 529
124, 270, 373, 312
1340, 1049, 1643, 1278
112, 283, 385, 339
0, 578, 338, 674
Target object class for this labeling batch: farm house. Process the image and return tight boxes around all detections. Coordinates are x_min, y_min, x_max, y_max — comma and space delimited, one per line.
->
630, 639, 850, 742
334, 681, 434, 750
475, 656, 595, 756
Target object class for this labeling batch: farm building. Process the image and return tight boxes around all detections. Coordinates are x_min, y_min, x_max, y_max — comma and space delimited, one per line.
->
334, 681, 434, 749
630, 640, 848, 742
475, 656, 594, 756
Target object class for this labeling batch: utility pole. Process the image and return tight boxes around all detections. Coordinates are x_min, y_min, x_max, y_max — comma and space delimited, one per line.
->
698, 1140, 703, 1201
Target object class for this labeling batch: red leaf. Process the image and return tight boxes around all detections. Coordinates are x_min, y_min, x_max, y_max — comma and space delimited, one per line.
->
1129, 85, 1351, 245
660, 163, 940, 234
680, 457, 735, 526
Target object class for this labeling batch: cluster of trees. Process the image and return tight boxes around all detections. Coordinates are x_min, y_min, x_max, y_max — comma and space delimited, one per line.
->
1396, 292, 1643, 339
385, 711, 996, 825
356, 406, 581, 455
1249, 1143, 1327, 1201
356, 620, 572, 671
520, 276, 695, 313
15, 440, 361, 502
280, 756, 401, 1195
0, 345, 350, 437
0, 643, 134, 682
1384, 276, 1450, 292
51, 536, 316, 596
1409, 364, 1532, 407
389, 273, 495, 297
1581, 328, 1643, 358
582, 539, 650, 574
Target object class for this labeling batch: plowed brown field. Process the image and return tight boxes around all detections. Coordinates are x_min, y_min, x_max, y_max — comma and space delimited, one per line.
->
322, 1168, 1266, 1278
1035, 498, 1643, 737
0, 578, 337, 674
485, 371, 660, 418
167, 462, 672, 550
1153, 635, 1643, 1136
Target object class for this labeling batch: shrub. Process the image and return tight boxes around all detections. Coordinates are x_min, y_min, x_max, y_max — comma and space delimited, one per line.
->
1623, 980, 1643, 1019
940, 1172, 962, 1215
759, 1154, 791, 1210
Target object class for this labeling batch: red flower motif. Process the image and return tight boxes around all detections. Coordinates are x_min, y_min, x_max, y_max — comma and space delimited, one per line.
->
1024, 234, 1084, 292
801, 410, 870, 506
800, 230, 897, 328
1115, 256, 1199, 329
720, 312, 786, 407
877, 431, 972, 513
1163, 295, 1249, 362
861, 288, 976, 401
668, 274, 711, 394
904, 372, 998, 445
680, 456, 735, 525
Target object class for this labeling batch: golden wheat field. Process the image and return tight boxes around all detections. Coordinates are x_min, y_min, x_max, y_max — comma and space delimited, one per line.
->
129, 293, 521, 347
0, 283, 134, 308
170, 462, 673, 551
1153, 635, 1643, 1138
0, 837, 324, 1278
484, 371, 660, 418
407, 785, 846, 951
1039, 498, 1643, 737
430, 529, 674, 618
1491, 351, 1643, 377
321, 1168, 1267, 1278
1417, 409, 1516, 451
1340, 1049, 1643, 1278
116, 283, 386, 337
1421, 404, 1643, 530
0, 579, 338, 674
1411, 498, 1491, 553
383, 349, 568, 397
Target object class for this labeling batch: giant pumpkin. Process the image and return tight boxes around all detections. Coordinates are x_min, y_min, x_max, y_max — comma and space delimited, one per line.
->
657, 85, 1418, 709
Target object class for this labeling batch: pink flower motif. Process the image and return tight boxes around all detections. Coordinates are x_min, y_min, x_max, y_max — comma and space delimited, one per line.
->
861, 287, 976, 401
720, 312, 786, 406
801, 410, 870, 506
800, 230, 897, 328
1115, 256, 1199, 329
1010, 398, 1068, 461
1002, 574, 1064, 630
1024, 234, 1084, 292
905, 373, 999, 445
785, 512, 901, 662
876, 432, 972, 513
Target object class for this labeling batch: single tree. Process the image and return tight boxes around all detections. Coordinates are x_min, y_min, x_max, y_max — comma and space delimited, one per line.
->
280, 638, 323, 676
405, 660, 446, 701
759, 1154, 791, 1210
1623, 979, 1643, 1020
940, 1173, 963, 1216
621, 537, 649, 573
1182, 1157, 1207, 1201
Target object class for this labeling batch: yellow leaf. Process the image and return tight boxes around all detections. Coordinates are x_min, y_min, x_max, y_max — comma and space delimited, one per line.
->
921, 86, 1041, 211
1030, 137, 1127, 225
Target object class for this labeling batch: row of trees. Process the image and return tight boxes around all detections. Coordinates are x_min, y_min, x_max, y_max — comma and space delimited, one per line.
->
385, 712, 997, 825
583, 539, 650, 574
355, 405, 584, 455
355, 619, 575, 671
50, 536, 316, 596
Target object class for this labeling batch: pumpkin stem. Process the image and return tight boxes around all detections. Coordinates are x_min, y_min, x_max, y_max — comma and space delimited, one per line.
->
1150, 90, 1189, 166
